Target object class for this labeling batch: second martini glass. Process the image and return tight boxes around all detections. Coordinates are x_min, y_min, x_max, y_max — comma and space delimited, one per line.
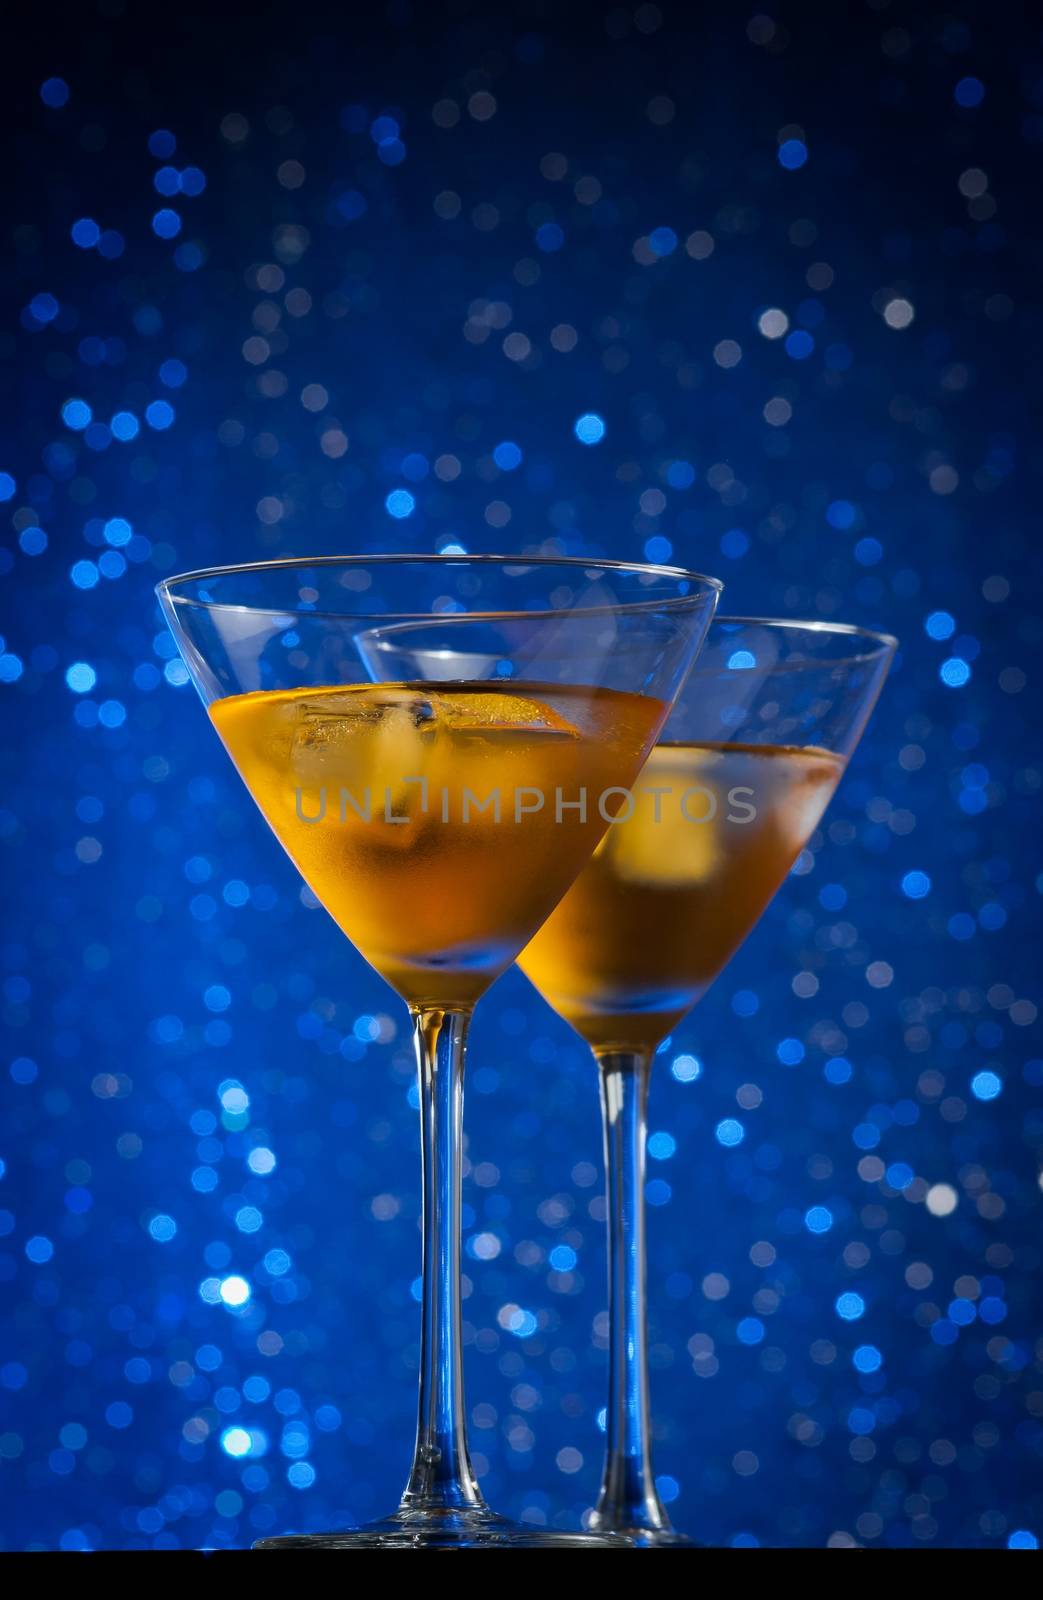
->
517, 618, 896, 1544
157, 555, 720, 1549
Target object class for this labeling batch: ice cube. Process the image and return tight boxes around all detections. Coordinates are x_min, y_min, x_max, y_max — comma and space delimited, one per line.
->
295, 689, 435, 742
776, 751, 843, 848
290, 689, 438, 785
606, 747, 723, 886
431, 690, 580, 739
607, 796, 721, 886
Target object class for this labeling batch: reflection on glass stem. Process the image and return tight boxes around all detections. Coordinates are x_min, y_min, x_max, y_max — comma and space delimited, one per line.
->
592, 1051, 691, 1546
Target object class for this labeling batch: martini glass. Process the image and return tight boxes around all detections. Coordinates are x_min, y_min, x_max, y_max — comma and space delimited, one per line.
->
157, 555, 721, 1549
517, 618, 896, 1544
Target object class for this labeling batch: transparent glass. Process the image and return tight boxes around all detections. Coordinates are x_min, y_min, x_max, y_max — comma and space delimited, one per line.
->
157, 555, 721, 1549
517, 619, 897, 1544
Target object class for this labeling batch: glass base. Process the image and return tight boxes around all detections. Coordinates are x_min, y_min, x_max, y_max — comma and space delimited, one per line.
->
589, 1514, 697, 1547
623, 1528, 698, 1548
255, 1507, 632, 1549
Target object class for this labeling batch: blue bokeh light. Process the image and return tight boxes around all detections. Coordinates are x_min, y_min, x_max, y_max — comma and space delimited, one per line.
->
573, 412, 606, 444
152, 208, 182, 239
40, 77, 70, 108
384, 488, 416, 519
778, 138, 808, 169
61, 398, 92, 430
836, 1292, 866, 1322
71, 218, 101, 248
955, 77, 985, 107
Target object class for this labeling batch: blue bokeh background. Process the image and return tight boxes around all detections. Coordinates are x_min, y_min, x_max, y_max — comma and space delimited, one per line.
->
2, 1, 1041, 1551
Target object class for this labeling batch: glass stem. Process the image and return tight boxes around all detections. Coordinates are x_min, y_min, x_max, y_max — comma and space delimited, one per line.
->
593, 1049, 674, 1537
400, 1007, 486, 1517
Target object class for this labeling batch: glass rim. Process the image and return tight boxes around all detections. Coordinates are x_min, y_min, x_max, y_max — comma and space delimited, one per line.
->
709, 614, 898, 660
155, 552, 723, 623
